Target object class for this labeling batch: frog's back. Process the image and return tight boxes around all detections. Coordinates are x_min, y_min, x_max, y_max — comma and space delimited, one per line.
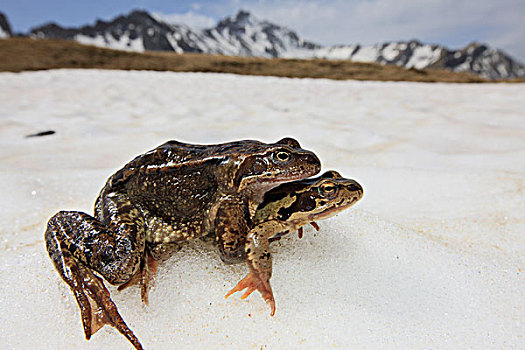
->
154, 139, 271, 163
105, 139, 270, 189
95, 139, 273, 232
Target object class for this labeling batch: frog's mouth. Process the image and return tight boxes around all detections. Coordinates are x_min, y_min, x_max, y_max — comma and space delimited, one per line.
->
308, 197, 361, 220
245, 170, 313, 183
250, 172, 315, 192
308, 206, 339, 220
267, 173, 310, 183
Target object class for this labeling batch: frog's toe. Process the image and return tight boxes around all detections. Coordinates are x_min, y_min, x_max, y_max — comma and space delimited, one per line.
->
117, 269, 152, 305
87, 296, 111, 336
225, 272, 276, 316
118, 272, 141, 291
70, 282, 98, 339
267, 298, 276, 317
297, 222, 320, 239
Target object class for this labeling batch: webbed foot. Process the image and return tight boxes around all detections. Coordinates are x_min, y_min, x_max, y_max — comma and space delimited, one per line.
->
225, 272, 276, 316
72, 264, 144, 350
45, 210, 145, 349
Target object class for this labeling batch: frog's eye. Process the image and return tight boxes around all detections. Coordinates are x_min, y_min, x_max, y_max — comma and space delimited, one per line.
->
319, 183, 337, 198
271, 150, 292, 164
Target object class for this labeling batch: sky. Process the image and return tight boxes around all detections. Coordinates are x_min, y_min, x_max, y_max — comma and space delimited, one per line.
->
1, 0, 524, 62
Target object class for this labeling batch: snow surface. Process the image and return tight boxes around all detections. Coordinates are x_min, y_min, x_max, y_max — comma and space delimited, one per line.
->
0, 70, 524, 349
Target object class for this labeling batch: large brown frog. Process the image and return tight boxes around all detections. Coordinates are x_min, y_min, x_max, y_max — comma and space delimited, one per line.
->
45, 138, 321, 350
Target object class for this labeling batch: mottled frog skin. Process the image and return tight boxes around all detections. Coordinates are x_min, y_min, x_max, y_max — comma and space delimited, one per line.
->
225, 170, 363, 315
45, 138, 320, 350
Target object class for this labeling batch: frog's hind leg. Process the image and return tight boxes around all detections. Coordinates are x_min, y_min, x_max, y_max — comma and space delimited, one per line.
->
45, 210, 144, 350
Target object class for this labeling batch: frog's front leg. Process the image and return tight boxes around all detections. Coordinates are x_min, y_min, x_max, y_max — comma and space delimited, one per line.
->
215, 199, 250, 264
45, 192, 145, 350
225, 221, 285, 316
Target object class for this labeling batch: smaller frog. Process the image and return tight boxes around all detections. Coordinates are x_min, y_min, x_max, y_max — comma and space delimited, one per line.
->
225, 170, 363, 315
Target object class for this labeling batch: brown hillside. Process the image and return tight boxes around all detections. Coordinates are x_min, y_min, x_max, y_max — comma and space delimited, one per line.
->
0, 37, 489, 83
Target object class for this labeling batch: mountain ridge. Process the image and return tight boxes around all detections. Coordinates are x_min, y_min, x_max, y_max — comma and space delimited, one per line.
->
313, 39, 525, 80
0, 11, 12, 38
3, 9, 523, 79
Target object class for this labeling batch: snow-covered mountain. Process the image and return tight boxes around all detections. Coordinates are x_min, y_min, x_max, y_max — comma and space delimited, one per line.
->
30, 11, 199, 52
30, 10, 319, 57
314, 40, 525, 80
201, 10, 320, 57
18, 9, 525, 79
0, 12, 12, 38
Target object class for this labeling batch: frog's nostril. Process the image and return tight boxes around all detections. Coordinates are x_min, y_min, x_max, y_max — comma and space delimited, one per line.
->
347, 183, 363, 193
311, 154, 322, 170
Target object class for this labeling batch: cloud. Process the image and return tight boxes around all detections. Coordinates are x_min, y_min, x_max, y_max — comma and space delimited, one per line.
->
483, 3, 525, 61
229, 0, 525, 62
154, 10, 216, 29
151, 0, 524, 62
